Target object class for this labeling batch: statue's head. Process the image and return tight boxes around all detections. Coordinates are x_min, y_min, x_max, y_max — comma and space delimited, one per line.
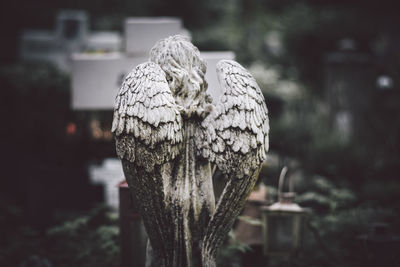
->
150, 35, 209, 117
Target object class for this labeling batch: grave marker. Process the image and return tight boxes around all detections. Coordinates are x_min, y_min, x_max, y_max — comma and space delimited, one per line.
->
88, 158, 124, 209
71, 53, 148, 110
125, 17, 184, 55
71, 18, 235, 109
72, 17, 188, 110
202, 51, 235, 102
19, 10, 122, 71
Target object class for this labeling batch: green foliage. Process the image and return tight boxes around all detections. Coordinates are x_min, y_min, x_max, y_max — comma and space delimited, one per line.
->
216, 230, 251, 267
290, 176, 397, 267
0, 205, 120, 267
297, 176, 356, 213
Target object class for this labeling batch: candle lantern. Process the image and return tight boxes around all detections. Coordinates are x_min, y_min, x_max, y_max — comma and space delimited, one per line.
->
261, 167, 310, 258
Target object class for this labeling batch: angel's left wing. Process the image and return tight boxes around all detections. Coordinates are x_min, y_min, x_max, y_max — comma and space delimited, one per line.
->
112, 62, 183, 171
112, 62, 183, 265
196, 60, 269, 261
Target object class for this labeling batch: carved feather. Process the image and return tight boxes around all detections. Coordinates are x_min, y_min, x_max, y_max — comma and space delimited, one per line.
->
196, 59, 269, 177
112, 62, 183, 172
196, 59, 269, 261
112, 61, 187, 266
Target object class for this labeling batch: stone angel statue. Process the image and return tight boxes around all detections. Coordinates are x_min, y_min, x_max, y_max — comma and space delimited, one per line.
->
112, 35, 269, 267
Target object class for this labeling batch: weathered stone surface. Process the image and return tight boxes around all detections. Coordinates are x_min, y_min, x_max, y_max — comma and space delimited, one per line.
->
112, 35, 269, 267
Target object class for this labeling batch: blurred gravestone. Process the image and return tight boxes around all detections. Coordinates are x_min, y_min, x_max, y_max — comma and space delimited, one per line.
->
125, 18, 184, 55
324, 39, 374, 140
71, 53, 147, 110
201, 51, 235, 102
19, 10, 122, 71
19, 10, 89, 71
71, 18, 235, 110
71, 17, 188, 110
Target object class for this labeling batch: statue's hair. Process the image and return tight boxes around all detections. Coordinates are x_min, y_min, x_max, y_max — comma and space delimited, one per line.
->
150, 35, 208, 112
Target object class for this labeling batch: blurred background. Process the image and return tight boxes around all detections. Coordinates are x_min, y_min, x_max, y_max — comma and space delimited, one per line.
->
1, 0, 400, 266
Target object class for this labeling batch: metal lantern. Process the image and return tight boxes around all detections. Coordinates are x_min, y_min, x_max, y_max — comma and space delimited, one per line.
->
261, 167, 310, 257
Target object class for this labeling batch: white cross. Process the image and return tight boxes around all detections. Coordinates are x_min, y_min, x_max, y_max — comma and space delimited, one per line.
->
88, 158, 124, 209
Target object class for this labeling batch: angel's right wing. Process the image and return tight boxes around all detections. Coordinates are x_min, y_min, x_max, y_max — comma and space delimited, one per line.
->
196, 59, 269, 177
196, 60, 269, 261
